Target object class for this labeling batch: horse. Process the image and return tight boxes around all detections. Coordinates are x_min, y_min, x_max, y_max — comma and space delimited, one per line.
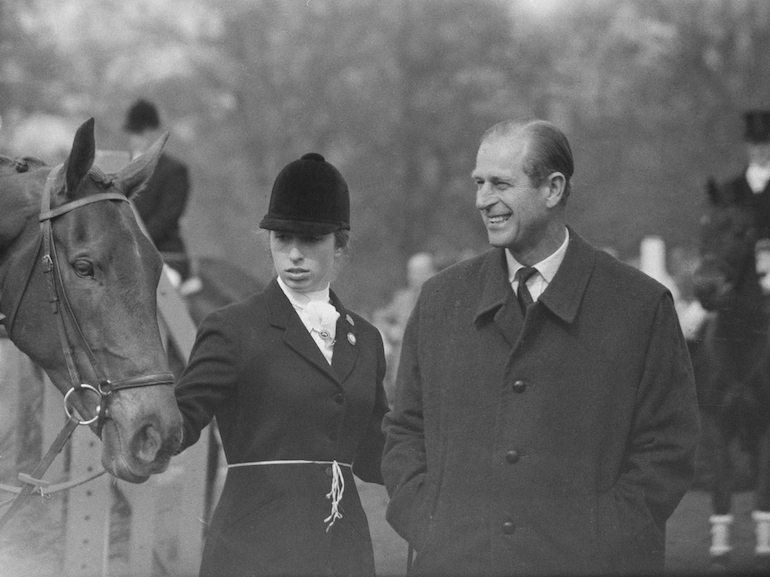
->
0, 118, 183, 493
183, 256, 263, 326
692, 178, 770, 569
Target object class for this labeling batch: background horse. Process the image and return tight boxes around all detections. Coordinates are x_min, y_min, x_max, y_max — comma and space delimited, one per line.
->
692, 178, 770, 569
184, 256, 263, 325
0, 118, 182, 489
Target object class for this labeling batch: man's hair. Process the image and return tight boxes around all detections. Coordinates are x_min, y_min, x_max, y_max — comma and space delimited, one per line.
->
124, 99, 161, 134
481, 119, 574, 200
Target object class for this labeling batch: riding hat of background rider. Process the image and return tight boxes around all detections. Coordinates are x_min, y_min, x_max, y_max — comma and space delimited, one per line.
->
259, 152, 350, 235
124, 99, 161, 134
744, 110, 770, 143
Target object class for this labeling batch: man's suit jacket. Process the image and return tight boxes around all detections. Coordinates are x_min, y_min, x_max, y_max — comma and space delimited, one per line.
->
382, 229, 700, 576
176, 278, 389, 576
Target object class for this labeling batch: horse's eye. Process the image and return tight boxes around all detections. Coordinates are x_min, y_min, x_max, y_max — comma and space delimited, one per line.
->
73, 259, 95, 278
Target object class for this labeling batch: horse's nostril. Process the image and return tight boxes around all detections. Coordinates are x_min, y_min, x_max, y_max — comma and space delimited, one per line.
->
132, 423, 161, 464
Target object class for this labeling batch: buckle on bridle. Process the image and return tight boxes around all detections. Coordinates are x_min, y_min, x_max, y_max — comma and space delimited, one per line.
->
97, 379, 113, 395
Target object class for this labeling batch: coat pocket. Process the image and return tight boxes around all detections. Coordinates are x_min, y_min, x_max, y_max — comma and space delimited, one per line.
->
596, 485, 664, 575
386, 474, 439, 553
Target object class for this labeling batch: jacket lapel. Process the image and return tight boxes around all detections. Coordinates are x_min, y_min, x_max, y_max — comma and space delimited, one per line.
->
265, 278, 338, 382
537, 228, 595, 324
472, 228, 596, 345
474, 249, 523, 346
494, 290, 524, 347
330, 290, 358, 382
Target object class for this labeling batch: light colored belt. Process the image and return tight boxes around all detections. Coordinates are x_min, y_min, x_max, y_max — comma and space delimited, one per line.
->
228, 460, 351, 531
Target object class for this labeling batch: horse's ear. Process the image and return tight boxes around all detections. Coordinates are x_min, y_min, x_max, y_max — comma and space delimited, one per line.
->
115, 132, 169, 198
62, 118, 96, 199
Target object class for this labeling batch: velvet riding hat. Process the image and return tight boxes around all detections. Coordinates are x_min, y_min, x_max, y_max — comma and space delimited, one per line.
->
259, 152, 350, 235
744, 110, 770, 144
124, 99, 160, 134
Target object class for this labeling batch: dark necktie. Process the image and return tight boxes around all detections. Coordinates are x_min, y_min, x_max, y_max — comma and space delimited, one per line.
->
515, 266, 538, 314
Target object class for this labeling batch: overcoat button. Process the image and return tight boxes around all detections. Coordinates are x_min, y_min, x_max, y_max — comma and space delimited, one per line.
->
325, 466, 332, 477
502, 521, 516, 535
505, 450, 520, 464
512, 380, 527, 393
333, 393, 344, 404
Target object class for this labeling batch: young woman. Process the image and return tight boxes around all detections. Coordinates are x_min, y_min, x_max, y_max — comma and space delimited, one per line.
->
175, 153, 389, 577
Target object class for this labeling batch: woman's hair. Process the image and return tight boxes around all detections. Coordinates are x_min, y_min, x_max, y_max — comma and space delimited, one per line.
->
333, 229, 350, 249
260, 228, 351, 257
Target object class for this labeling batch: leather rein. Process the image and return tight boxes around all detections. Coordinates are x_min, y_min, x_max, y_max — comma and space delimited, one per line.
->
0, 164, 174, 532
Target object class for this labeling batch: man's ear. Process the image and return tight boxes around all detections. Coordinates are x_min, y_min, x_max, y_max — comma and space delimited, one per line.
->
544, 172, 566, 208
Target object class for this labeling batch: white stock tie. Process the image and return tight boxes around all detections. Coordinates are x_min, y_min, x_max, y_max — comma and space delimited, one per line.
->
302, 300, 340, 346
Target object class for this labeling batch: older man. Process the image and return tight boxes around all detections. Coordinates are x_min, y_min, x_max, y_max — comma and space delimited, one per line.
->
382, 119, 700, 576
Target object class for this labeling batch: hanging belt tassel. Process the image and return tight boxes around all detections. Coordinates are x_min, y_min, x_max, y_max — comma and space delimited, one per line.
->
227, 459, 350, 532
324, 460, 345, 531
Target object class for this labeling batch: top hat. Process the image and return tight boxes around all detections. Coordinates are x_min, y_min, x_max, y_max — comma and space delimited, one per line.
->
259, 152, 350, 235
124, 99, 161, 133
744, 110, 770, 143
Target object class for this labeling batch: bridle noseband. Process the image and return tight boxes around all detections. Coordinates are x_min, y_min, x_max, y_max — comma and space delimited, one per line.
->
36, 164, 174, 435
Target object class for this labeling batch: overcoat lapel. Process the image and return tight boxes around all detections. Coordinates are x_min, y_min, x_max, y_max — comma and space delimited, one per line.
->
494, 292, 524, 347
265, 279, 338, 383
473, 229, 596, 346
537, 228, 595, 324
330, 291, 358, 383
474, 249, 522, 347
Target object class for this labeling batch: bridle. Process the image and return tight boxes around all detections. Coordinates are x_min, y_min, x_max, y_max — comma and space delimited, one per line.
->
0, 163, 175, 533
35, 163, 175, 434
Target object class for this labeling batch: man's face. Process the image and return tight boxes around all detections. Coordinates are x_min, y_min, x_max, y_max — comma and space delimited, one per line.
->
472, 136, 552, 259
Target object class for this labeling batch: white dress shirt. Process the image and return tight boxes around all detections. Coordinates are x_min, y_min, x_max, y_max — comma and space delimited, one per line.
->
506, 229, 570, 302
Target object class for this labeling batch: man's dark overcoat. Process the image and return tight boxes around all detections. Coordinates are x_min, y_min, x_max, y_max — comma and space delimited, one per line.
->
176, 278, 389, 577
382, 229, 700, 576
132, 152, 189, 254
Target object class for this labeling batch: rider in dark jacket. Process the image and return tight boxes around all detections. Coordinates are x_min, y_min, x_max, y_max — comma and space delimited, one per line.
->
721, 110, 770, 238
124, 99, 192, 282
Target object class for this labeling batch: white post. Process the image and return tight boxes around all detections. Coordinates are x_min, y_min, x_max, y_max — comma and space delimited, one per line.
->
63, 428, 111, 577
709, 514, 734, 557
753, 510, 770, 555
639, 236, 681, 301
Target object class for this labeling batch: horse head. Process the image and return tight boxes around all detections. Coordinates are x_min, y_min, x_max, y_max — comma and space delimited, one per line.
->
0, 118, 183, 483
693, 178, 761, 312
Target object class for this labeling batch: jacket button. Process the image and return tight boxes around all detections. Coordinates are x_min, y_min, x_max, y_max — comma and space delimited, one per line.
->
505, 450, 520, 464
512, 380, 527, 393
333, 393, 344, 404
325, 466, 333, 477
502, 521, 516, 535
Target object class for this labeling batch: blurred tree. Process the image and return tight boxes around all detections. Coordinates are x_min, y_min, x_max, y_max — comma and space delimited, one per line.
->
2, 0, 770, 312
0, 0, 64, 145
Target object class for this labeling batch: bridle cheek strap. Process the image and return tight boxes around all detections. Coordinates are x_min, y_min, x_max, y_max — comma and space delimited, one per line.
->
39, 164, 173, 435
